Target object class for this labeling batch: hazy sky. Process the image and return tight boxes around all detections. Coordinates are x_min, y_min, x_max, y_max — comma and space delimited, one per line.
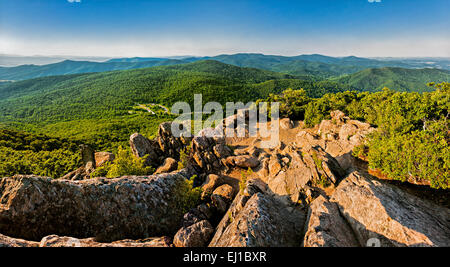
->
0, 0, 449, 57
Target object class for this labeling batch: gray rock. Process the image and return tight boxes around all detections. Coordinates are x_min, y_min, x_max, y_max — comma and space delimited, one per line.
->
129, 133, 161, 167
173, 220, 214, 247
331, 172, 450, 247
0, 173, 192, 242
303, 195, 359, 247
209, 179, 305, 247
233, 155, 260, 169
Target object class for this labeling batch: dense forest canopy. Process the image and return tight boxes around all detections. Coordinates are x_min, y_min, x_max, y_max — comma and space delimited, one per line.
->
0, 60, 355, 125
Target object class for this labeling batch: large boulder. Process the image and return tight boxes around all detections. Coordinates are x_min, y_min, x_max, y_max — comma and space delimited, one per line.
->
233, 155, 260, 169
189, 128, 225, 174
201, 174, 225, 198
303, 195, 359, 247
331, 172, 450, 247
0, 173, 192, 242
129, 133, 162, 167
157, 122, 190, 160
211, 184, 235, 214
173, 220, 214, 247
209, 179, 305, 247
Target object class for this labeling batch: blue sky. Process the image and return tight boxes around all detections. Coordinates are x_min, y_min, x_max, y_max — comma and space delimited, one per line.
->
0, 0, 449, 57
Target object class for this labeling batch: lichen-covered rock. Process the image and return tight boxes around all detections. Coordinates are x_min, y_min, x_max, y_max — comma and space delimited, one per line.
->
0, 233, 39, 247
303, 195, 359, 247
0, 173, 192, 242
189, 128, 225, 174
39, 235, 172, 247
173, 220, 214, 247
331, 172, 450, 247
209, 179, 305, 247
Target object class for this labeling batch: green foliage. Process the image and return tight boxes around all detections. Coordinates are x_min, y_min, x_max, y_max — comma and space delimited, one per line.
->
239, 168, 253, 193
177, 144, 191, 170
0, 129, 81, 178
177, 175, 203, 214
332, 67, 450, 93
91, 146, 154, 178
0, 61, 355, 126
7, 113, 170, 152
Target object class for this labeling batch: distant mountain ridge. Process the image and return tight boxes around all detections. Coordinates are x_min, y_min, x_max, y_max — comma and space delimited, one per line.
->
2, 53, 449, 81
331, 67, 450, 92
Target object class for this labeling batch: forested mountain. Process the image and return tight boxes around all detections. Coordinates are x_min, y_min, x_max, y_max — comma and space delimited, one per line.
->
0, 60, 352, 124
0, 59, 188, 81
331, 67, 450, 92
3, 53, 448, 81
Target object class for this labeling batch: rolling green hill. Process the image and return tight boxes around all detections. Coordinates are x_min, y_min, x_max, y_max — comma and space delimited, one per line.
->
0, 60, 353, 125
4, 53, 447, 81
0, 59, 188, 81
331, 67, 450, 92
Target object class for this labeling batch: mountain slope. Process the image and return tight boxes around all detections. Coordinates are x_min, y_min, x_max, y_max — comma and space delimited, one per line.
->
4, 53, 448, 81
2, 60, 341, 124
331, 67, 450, 92
0, 59, 188, 81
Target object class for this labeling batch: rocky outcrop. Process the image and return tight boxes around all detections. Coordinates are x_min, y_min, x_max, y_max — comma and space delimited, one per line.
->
189, 128, 227, 174
173, 220, 214, 247
201, 174, 225, 198
0, 173, 191, 242
209, 178, 305, 247
265, 145, 345, 203
130, 133, 162, 167
303, 195, 359, 247
331, 172, 450, 247
211, 184, 235, 214
154, 157, 178, 174
60, 144, 97, 180
296, 110, 375, 172
157, 122, 190, 160
0, 233, 39, 247
39, 235, 172, 247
